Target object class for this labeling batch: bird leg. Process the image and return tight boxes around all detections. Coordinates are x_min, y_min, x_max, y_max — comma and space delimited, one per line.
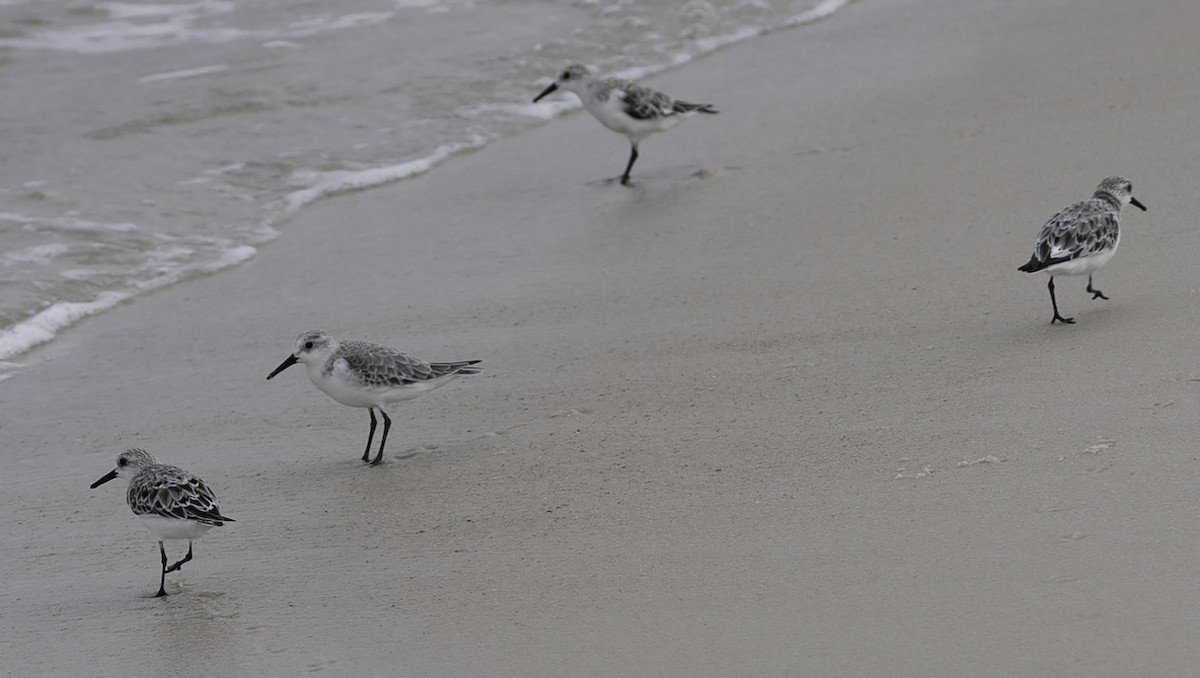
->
1087, 274, 1109, 300
165, 541, 194, 573
1049, 277, 1074, 324
619, 142, 639, 186
156, 541, 169, 597
371, 409, 392, 466
362, 408, 378, 462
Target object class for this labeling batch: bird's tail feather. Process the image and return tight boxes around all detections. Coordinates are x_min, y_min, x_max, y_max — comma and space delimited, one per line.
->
430, 360, 482, 377
1018, 253, 1070, 273
674, 100, 718, 115
1017, 257, 1044, 272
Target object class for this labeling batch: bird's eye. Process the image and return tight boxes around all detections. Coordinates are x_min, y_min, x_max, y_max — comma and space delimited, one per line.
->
304, 341, 314, 350
118, 458, 127, 467
562, 71, 571, 80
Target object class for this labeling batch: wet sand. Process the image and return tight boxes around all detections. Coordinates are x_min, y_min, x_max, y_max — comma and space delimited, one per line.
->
5, 0, 1200, 675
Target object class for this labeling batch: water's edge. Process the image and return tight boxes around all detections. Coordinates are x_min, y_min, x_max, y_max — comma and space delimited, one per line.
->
0, 0, 855, 378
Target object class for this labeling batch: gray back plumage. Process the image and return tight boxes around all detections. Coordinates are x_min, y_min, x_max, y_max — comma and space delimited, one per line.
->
334, 340, 481, 387
1023, 199, 1119, 271
127, 464, 232, 526
595, 79, 717, 120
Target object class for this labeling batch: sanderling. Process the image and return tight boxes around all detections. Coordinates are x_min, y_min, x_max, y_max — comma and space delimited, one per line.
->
1018, 176, 1147, 324
533, 63, 718, 186
90, 448, 234, 597
266, 330, 482, 466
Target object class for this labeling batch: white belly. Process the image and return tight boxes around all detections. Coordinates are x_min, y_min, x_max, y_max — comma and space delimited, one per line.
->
591, 97, 684, 140
1040, 247, 1116, 276
138, 515, 214, 541
1041, 230, 1120, 276
308, 361, 462, 408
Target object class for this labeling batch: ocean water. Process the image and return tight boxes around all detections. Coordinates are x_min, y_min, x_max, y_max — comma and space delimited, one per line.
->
0, 0, 852, 378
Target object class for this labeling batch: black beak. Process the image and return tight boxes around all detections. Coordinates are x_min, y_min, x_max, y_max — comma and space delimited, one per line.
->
266, 354, 299, 380
1130, 196, 1147, 211
533, 82, 558, 103
90, 469, 118, 489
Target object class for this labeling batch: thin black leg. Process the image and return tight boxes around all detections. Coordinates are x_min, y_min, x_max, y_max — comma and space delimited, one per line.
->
1049, 276, 1074, 324
371, 409, 392, 466
362, 408, 378, 462
1087, 274, 1109, 300
156, 541, 168, 597
619, 142, 639, 186
166, 541, 194, 573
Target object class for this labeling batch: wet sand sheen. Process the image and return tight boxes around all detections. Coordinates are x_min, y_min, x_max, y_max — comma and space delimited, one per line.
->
5, 0, 1200, 676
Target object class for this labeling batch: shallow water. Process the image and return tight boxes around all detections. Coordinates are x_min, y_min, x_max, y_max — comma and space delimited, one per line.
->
0, 0, 852, 374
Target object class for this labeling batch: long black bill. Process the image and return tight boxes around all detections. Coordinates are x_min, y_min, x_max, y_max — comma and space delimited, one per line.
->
1131, 196, 1147, 211
533, 83, 558, 103
90, 469, 118, 489
266, 354, 299, 380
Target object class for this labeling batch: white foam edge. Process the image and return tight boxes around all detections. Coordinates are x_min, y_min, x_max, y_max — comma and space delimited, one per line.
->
592, 0, 851, 89
0, 137, 484, 364
278, 136, 488, 220
785, 0, 853, 28
139, 64, 230, 83
462, 100, 577, 120
0, 245, 256, 362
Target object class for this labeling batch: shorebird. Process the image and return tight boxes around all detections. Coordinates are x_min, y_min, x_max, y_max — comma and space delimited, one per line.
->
1018, 176, 1146, 324
266, 330, 482, 466
90, 449, 234, 597
533, 63, 718, 185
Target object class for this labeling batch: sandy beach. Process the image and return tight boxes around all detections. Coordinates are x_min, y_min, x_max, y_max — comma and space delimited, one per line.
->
5, 0, 1200, 675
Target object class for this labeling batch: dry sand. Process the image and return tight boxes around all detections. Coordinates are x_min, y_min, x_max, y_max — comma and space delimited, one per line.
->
5, 0, 1200, 675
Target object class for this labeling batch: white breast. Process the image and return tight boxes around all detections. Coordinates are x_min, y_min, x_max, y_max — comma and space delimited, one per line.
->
138, 515, 215, 541
1040, 230, 1120, 277
307, 359, 378, 408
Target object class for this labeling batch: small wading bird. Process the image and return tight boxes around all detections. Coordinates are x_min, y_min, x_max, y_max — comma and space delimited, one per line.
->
533, 63, 718, 185
1018, 176, 1146, 324
91, 449, 234, 597
266, 330, 482, 466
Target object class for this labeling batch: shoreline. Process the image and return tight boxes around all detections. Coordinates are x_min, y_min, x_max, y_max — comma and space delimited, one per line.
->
5, 0, 1200, 676
0, 0, 862, 372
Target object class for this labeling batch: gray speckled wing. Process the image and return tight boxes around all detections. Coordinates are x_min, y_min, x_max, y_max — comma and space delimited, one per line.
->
127, 466, 230, 526
338, 340, 438, 387
615, 80, 679, 121
1030, 199, 1118, 266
